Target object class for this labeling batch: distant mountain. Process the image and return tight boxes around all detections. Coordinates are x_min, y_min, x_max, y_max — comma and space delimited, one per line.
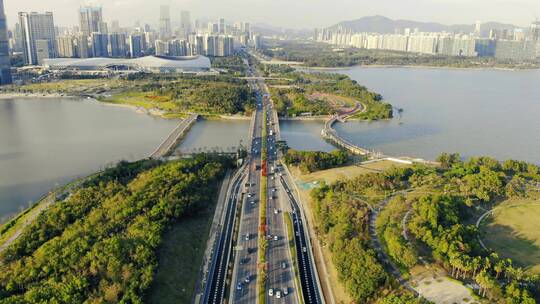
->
253, 23, 312, 38
329, 15, 521, 34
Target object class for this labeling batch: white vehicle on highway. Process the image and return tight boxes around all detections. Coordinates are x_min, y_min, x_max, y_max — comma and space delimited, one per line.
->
276, 290, 282, 298
274, 235, 279, 241
274, 208, 278, 214
268, 288, 274, 297
245, 234, 250, 241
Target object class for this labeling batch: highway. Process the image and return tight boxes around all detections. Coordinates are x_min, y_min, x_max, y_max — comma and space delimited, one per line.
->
265, 99, 299, 304
230, 69, 264, 303
202, 166, 246, 304
232, 61, 299, 303
279, 170, 324, 304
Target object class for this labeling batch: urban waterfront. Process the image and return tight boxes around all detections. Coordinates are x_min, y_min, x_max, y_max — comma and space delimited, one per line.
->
0, 98, 178, 222
333, 66, 540, 164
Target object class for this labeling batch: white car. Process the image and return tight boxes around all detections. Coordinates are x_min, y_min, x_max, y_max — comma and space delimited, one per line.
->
276, 290, 282, 298
274, 209, 279, 214
268, 288, 274, 297
274, 235, 279, 241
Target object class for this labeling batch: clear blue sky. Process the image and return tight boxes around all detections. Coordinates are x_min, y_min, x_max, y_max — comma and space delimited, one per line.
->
4, 0, 539, 29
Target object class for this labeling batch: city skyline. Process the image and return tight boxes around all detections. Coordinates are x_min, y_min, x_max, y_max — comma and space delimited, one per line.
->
3, 0, 540, 30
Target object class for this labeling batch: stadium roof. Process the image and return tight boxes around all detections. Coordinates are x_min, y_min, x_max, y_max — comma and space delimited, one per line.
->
43, 55, 212, 73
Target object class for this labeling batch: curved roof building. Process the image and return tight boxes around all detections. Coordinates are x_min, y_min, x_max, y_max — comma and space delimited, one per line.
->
43, 55, 212, 74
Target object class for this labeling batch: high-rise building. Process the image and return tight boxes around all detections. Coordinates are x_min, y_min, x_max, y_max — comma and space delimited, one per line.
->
144, 32, 156, 52
0, 0, 11, 84
75, 33, 90, 58
205, 35, 216, 56
98, 21, 108, 35
56, 35, 76, 58
129, 35, 143, 58
208, 23, 219, 34
19, 12, 57, 65
159, 5, 171, 39
216, 35, 233, 56
91, 32, 108, 57
180, 10, 191, 34
475, 39, 496, 57
13, 22, 23, 53
154, 40, 168, 56
35, 39, 51, 65
242, 22, 251, 34
111, 20, 120, 33
531, 20, 540, 42
168, 39, 188, 56
219, 18, 225, 34
495, 40, 537, 60
109, 33, 127, 57
474, 21, 482, 37
79, 5, 103, 36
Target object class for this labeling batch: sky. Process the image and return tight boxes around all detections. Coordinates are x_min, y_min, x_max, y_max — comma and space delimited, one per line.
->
4, 0, 539, 29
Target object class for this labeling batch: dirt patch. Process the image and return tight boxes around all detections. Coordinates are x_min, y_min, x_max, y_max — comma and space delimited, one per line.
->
410, 265, 477, 304
307, 92, 356, 114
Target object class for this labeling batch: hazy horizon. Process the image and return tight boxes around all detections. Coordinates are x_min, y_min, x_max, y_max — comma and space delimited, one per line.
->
4, 0, 540, 30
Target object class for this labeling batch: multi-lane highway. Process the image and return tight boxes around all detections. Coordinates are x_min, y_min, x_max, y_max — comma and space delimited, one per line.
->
204, 56, 323, 304
279, 170, 323, 304
202, 166, 246, 304
230, 66, 264, 303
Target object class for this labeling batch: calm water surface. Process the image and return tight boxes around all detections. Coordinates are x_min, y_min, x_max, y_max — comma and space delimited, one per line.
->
177, 119, 250, 153
333, 67, 540, 163
0, 98, 178, 222
279, 120, 335, 152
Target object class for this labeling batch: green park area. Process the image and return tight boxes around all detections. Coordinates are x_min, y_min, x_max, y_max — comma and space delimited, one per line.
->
1, 74, 256, 117
0, 155, 233, 303
481, 198, 540, 275
263, 68, 393, 120
288, 153, 540, 303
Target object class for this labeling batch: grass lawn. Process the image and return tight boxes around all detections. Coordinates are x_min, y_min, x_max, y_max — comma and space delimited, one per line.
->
291, 160, 409, 187
145, 196, 218, 304
481, 199, 540, 274
103, 92, 178, 111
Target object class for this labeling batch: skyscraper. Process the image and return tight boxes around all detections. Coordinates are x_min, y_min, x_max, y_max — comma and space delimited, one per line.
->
79, 5, 103, 36
91, 32, 108, 57
56, 36, 76, 58
219, 18, 226, 34
129, 35, 143, 58
474, 21, 482, 37
159, 5, 171, 39
531, 20, 540, 42
109, 33, 127, 57
180, 10, 192, 34
19, 12, 57, 65
0, 0, 11, 84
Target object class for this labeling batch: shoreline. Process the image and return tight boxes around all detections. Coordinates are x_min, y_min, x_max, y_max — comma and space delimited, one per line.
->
298, 64, 537, 72
0, 92, 254, 121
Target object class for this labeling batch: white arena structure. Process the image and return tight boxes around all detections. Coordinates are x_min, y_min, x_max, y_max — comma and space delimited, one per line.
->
42, 55, 213, 75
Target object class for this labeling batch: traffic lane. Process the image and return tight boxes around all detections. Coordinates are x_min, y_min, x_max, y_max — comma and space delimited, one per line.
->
266, 176, 297, 304
205, 171, 245, 303
280, 174, 321, 304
